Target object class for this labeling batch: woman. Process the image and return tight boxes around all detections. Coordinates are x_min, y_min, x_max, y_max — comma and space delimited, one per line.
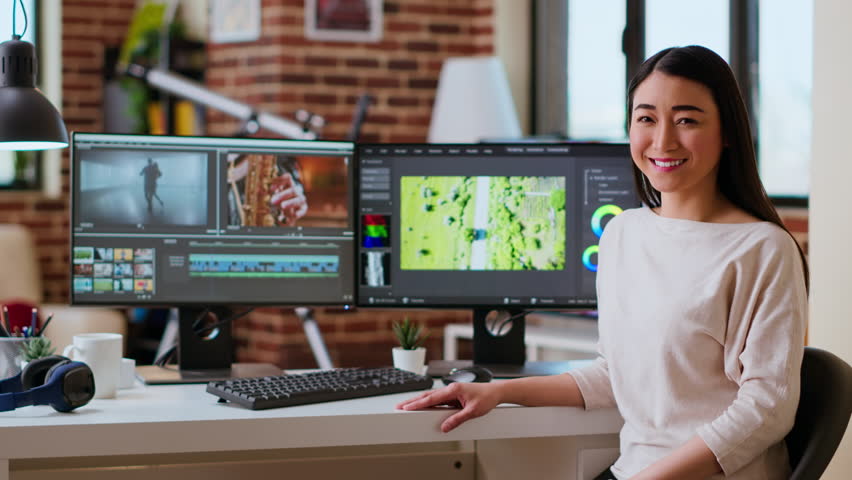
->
396, 46, 809, 480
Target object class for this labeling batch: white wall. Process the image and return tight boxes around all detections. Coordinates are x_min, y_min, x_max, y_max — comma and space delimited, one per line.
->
809, 1, 852, 478
495, 0, 531, 135
41, 2, 62, 197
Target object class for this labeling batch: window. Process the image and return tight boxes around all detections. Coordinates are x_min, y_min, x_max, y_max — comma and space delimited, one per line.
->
537, 0, 812, 204
0, 0, 35, 45
567, 0, 626, 140
0, 0, 41, 190
757, 0, 812, 200
645, 0, 729, 63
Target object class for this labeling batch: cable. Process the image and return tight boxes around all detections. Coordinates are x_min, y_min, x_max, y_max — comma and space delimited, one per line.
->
494, 310, 529, 336
194, 307, 254, 337
346, 93, 373, 141
153, 307, 255, 368
189, 307, 212, 333
153, 344, 177, 368
18, 0, 27, 38
11, 0, 28, 39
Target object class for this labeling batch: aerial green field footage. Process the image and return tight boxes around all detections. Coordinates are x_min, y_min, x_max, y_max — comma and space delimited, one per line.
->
400, 176, 566, 270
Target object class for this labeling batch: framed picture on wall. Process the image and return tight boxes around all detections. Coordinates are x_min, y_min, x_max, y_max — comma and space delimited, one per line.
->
209, 0, 262, 44
305, 0, 383, 43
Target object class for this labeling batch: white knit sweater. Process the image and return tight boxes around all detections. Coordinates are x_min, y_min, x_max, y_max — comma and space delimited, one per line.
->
569, 206, 808, 479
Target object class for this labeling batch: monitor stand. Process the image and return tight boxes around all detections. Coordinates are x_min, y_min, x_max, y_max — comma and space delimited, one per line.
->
136, 306, 281, 385
426, 308, 586, 378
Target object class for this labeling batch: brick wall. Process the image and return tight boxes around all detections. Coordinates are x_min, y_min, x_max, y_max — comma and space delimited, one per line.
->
205, 0, 494, 142
778, 208, 809, 256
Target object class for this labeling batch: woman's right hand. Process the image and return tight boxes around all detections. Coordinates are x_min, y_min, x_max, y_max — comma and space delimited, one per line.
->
395, 382, 503, 433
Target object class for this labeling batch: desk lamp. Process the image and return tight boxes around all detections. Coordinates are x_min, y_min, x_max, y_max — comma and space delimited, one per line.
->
0, 0, 68, 151
428, 56, 521, 143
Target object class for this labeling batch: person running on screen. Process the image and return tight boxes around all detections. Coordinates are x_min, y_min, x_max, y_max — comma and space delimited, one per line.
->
140, 158, 164, 213
397, 45, 809, 480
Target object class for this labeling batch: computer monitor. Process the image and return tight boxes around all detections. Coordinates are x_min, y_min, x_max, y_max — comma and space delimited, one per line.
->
70, 132, 355, 382
355, 143, 640, 376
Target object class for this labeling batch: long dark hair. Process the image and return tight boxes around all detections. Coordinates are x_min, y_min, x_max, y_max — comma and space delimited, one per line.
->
627, 45, 809, 290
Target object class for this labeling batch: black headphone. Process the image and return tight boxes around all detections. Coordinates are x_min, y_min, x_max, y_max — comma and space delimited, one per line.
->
0, 355, 95, 412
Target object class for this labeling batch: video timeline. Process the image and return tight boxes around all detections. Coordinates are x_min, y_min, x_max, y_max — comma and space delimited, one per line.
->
188, 254, 340, 277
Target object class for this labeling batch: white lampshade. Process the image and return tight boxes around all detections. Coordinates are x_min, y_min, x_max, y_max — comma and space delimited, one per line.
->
428, 56, 522, 143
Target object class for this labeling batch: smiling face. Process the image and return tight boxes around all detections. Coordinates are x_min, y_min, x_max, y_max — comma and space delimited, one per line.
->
629, 71, 725, 202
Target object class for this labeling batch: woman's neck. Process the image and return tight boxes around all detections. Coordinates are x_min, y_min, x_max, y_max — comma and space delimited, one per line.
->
657, 190, 734, 223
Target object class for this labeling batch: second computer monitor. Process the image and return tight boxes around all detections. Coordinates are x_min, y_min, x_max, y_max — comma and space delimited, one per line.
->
356, 143, 640, 309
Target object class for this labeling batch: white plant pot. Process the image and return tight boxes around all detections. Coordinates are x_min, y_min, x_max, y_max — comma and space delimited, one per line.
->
392, 347, 426, 375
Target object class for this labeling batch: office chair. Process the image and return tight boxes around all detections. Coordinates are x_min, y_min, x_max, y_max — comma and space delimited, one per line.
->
785, 346, 852, 480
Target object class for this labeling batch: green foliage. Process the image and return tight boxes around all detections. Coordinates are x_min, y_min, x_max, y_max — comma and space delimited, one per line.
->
488, 177, 567, 270
117, 4, 194, 134
447, 187, 460, 202
525, 237, 541, 250
400, 176, 475, 269
402, 175, 566, 271
20, 337, 56, 362
550, 189, 566, 211
464, 228, 476, 242
392, 317, 429, 350
118, 3, 168, 66
552, 241, 566, 269
119, 78, 151, 133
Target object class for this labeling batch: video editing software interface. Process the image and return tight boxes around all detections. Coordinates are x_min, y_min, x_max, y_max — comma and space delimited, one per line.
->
71, 133, 355, 305
356, 143, 640, 308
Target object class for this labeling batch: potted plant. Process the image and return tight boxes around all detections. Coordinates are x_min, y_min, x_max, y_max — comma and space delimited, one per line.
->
391, 317, 429, 375
19, 336, 56, 369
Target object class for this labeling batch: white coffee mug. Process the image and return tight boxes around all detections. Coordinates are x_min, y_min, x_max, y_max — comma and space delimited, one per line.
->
63, 333, 122, 399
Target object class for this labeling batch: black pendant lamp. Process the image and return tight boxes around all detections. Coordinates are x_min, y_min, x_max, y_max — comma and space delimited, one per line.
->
0, 0, 68, 151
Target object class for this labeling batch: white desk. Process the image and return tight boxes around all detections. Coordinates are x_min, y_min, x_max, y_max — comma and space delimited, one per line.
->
0, 380, 622, 480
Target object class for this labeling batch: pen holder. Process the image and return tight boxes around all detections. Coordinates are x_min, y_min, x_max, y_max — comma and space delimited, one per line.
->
1, 301, 39, 335
0, 337, 28, 379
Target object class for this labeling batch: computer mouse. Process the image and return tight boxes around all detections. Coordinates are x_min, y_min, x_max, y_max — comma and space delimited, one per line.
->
442, 365, 493, 385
